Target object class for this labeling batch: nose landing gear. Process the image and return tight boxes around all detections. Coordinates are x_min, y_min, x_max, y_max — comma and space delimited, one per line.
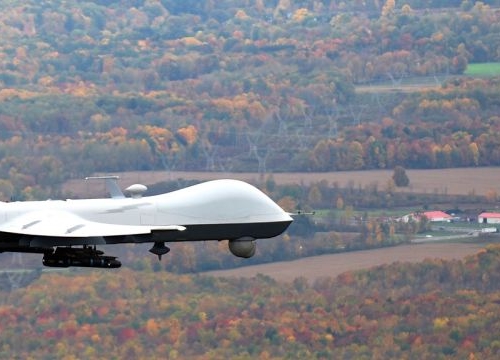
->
149, 242, 170, 260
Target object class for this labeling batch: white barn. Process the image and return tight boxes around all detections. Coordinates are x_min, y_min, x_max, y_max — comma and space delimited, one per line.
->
478, 212, 500, 224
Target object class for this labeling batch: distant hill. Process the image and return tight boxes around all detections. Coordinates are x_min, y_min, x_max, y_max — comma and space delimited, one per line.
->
1, 1, 500, 198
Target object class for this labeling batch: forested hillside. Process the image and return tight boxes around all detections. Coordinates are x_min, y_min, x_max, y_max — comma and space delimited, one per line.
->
3, 244, 500, 358
1, 1, 500, 198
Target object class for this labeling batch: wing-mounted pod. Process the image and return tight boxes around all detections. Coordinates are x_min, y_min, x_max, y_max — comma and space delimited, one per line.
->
43, 247, 121, 268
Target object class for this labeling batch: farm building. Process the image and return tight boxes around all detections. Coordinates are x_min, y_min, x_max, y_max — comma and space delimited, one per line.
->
399, 211, 452, 223
422, 211, 453, 222
478, 212, 500, 224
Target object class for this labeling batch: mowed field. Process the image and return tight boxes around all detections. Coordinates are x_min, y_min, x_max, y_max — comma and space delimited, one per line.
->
64, 167, 500, 198
203, 243, 485, 283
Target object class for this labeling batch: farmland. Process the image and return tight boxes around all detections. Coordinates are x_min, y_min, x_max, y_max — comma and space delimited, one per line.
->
204, 242, 485, 282
464, 62, 500, 76
3, 242, 485, 285
64, 167, 500, 198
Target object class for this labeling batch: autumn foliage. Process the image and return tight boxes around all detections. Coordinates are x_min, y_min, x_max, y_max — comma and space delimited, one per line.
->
3, 245, 500, 358
0, 2, 499, 198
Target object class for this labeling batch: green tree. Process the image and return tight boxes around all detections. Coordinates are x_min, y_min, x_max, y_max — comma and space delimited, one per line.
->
392, 166, 410, 187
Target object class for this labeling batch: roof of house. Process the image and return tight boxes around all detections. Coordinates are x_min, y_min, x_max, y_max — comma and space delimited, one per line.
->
478, 212, 500, 219
423, 211, 453, 220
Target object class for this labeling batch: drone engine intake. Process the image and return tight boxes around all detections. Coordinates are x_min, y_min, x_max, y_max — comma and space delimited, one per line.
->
228, 238, 256, 258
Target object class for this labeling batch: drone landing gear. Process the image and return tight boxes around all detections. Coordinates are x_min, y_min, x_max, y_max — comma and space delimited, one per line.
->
149, 242, 170, 260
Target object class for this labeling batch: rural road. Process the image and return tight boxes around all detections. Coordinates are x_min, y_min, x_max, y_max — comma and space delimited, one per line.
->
203, 243, 485, 283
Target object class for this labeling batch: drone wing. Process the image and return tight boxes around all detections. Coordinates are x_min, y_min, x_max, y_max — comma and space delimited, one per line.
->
0, 210, 185, 238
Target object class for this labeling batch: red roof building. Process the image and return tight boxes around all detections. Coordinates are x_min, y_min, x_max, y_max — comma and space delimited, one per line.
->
399, 211, 453, 223
478, 212, 500, 224
422, 211, 453, 222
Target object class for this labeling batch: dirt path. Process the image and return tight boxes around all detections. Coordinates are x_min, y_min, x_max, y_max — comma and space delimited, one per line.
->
203, 243, 485, 283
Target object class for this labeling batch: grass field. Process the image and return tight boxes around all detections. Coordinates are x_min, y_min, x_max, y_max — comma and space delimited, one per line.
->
355, 75, 444, 93
465, 62, 500, 76
64, 167, 500, 198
